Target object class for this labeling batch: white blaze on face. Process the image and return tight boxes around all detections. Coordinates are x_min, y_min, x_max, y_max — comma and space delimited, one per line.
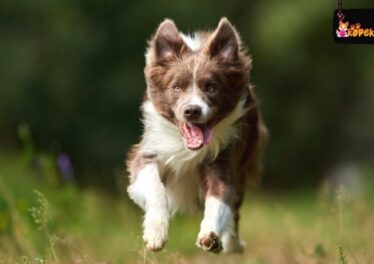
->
174, 82, 213, 150
172, 35, 214, 150
186, 85, 210, 122
174, 82, 211, 124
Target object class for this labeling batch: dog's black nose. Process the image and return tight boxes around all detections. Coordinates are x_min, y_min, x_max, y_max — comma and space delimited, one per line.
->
183, 105, 202, 121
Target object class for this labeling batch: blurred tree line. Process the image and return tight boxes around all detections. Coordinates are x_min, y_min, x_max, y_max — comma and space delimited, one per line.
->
0, 0, 373, 191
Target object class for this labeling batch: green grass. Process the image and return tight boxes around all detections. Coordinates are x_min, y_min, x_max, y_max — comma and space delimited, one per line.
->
0, 154, 374, 264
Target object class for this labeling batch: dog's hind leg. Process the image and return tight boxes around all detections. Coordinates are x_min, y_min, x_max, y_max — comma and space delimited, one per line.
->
127, 163, 169, 251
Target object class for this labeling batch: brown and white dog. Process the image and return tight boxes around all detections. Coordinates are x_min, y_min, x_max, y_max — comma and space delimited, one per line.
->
127, 17, 267, 253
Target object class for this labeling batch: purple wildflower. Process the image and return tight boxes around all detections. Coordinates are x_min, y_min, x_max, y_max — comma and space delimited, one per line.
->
57, 153, 74, 181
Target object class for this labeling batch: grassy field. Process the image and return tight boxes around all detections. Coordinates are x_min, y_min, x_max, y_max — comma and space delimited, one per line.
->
0, 153, 373, 264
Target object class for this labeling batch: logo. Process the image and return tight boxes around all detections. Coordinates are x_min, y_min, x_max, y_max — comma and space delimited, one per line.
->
334, 9, 374, 44
336, 20, 374, 38
336, 20, 349, 38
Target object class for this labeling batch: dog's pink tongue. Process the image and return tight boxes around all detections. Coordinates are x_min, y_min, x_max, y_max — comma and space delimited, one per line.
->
202, 126, 212, 144
187, 123, 203, 149
185, 123, 212, 149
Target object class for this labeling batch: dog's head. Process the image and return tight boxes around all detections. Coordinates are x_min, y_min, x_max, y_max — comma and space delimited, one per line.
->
339, 20, 349, 31
144, 18, 251, 150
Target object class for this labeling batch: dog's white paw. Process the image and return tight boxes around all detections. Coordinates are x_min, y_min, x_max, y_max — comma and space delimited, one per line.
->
143, 210, 169, 251
196, 231, 223, 253
143, 226, 168, 251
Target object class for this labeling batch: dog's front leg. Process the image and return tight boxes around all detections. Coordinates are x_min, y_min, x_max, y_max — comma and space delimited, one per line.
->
127, 163, 169, 251
197, 167, 236, 253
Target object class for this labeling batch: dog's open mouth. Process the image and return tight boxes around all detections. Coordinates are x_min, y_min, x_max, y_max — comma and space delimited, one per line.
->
178, 122, 212, 150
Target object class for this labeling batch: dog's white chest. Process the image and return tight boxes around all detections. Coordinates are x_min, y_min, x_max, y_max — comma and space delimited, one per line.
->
140, 99, 247, 212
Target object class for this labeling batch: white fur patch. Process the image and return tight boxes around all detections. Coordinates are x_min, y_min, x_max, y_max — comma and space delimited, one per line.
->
141, 98, 247, 212
198, 197, 235, 238
188, 89, 210, 120
127, 163, 166, 210
143, 206, 169, 251
127, 164, 169, 250
181, 33, 202, 52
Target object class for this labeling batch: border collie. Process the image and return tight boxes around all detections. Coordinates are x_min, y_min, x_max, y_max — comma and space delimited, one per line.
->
127, 17, 268, 253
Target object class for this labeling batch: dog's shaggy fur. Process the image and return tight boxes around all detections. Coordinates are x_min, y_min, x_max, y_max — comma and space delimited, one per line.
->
126, 17, 268, 253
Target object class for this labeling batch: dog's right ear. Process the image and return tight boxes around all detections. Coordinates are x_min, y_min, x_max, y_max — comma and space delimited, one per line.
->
149, 19, 186, 64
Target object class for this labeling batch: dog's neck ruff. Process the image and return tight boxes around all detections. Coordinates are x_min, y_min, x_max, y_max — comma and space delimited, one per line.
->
141, 94, 248, 173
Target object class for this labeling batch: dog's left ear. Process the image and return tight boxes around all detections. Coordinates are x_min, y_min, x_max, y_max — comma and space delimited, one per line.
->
208, 17, 240, 61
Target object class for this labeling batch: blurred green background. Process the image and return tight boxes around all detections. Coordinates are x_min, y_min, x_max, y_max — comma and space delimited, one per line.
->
1, 0, 374, 262
1, 0, 373, 190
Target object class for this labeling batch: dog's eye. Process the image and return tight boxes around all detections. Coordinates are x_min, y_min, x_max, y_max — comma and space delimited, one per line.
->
206, 83, 218, 94
173, 85, 181, 92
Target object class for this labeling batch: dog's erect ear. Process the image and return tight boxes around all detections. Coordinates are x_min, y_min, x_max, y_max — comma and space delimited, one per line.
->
208, 17, 240, 61
153, 19, 185, 62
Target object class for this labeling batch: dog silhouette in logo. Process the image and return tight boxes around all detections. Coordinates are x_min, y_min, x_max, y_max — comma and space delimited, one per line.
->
336, 20, 349, 38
